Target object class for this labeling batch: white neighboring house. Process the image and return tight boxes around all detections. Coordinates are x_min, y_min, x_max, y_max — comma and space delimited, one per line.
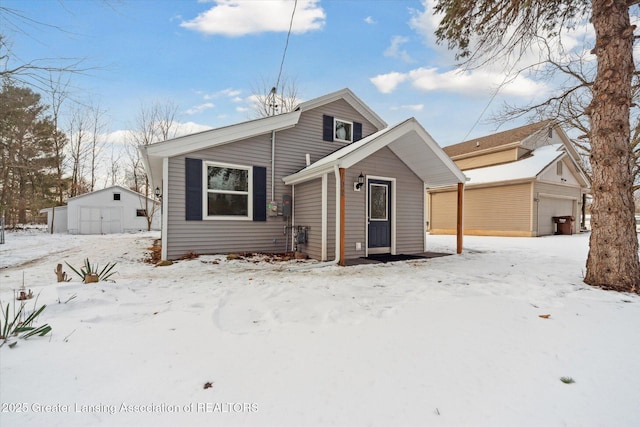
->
40, 185, 160, 234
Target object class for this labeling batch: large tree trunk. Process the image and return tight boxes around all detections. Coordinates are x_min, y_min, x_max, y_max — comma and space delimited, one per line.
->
585, 0, 640, 292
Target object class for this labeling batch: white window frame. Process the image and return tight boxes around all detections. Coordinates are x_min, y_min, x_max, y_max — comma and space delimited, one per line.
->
334, 118, 353, 143
203, 161, 253, 221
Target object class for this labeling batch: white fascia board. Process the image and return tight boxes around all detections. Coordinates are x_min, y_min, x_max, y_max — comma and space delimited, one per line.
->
139, 145, 157, 188
283, 164, 337, 186
146, 111, 301, 158
284, 118, 466, 186
298, 88, 387, 130
340, 119, 466, 184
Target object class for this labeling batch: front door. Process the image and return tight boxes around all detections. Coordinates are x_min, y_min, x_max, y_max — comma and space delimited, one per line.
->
368, 179, 391, 254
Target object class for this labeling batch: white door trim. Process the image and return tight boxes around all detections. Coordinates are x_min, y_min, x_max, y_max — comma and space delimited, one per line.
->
365, 175, 396, 257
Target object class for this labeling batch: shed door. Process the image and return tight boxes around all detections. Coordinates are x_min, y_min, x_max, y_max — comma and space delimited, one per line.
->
102, 207, 123, 234
79, 207, 102, 235
538, 197, 575, 236
79, 207, 122, 234
368, 180, 391, 254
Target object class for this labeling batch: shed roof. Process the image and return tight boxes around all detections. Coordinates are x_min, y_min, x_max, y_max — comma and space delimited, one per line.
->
66, 185, 156, 203
283, 118, 466, 187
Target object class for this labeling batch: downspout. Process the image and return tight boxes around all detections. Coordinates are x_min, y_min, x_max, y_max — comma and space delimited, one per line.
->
161, 157, 169, 261
335, 165, 342, 264
271, 131, 276, 202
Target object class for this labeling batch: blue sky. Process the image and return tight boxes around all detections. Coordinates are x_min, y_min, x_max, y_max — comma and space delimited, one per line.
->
1, 0, 591, 146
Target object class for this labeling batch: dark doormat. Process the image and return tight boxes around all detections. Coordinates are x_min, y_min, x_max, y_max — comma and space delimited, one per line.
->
364, 253, 428, 263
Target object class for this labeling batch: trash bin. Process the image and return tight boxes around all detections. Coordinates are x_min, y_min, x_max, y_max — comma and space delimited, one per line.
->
552, 216, 574, 235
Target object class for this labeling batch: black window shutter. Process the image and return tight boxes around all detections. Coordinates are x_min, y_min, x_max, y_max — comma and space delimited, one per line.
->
354, 122, 362, 141
323, 115, 334, 141
185, 158, 202, 221
253, 166, 267, 221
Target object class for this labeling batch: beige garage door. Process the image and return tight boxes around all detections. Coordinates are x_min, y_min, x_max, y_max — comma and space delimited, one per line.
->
538, 197, 575, 236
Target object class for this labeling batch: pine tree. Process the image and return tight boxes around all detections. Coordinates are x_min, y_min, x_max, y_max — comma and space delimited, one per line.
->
0, 83, 61, 226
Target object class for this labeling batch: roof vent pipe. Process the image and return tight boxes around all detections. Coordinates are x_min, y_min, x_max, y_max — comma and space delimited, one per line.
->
306, 153, 311, 166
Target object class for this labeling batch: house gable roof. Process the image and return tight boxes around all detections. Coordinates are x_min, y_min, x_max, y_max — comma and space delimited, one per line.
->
297, 88, 387, 130
140, 88, 386, 188
444, 120, 553, 159
283, 118, 466, 187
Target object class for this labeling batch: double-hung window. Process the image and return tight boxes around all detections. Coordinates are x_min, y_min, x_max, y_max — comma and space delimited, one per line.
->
334, 119, 353, 143
204, 162, 252, 219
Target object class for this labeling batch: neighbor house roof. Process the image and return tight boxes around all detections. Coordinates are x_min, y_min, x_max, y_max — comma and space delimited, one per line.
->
283, 118, 466, 187
464, 144, 564, 185
140, 88, 387, 189
444, 120, 553, 158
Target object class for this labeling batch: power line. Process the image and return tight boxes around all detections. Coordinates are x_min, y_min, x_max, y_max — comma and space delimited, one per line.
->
461, 60, 519, 142
275, 0, 297, 93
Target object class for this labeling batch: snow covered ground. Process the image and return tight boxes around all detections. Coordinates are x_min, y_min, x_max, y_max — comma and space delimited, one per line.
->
1, 230, 639, 427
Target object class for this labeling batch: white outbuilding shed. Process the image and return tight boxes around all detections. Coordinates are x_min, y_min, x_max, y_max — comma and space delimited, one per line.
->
41, 186, 160, 234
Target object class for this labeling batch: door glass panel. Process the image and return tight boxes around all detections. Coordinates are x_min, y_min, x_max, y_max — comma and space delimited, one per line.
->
370, 184, 387, 220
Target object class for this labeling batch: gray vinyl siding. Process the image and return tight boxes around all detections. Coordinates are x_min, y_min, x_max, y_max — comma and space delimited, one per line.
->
290, 174, 337, 261
293, 179, 323, 260
165, 100, 377, 259
345, 147, 425, 259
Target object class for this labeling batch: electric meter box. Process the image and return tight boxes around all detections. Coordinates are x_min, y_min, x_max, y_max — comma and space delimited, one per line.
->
267, 201, 279, 217
282, 194, 292, 217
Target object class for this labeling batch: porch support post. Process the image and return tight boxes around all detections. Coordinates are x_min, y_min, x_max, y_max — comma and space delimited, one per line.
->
339, 168, 346, 266
456, 182, 464, 254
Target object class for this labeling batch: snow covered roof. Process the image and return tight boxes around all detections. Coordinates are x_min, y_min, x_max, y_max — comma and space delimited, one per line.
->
464, 144, 564, 185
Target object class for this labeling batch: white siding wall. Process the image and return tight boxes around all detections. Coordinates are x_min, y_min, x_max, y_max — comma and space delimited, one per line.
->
68, 187, 159, 235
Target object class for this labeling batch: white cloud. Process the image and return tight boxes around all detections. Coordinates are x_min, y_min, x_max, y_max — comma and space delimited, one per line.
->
408, 0, 444, 51
391, 104, 424, 112
174, 121, 214, 136
181, 0, 326, 36
364, 16, 376, 25
409, 67, 548, 97
203, 88, 242, 100
370, 72, 409, 94
384, 36, 413, 63
184, 102, 215, 115
371, 67, 547, 98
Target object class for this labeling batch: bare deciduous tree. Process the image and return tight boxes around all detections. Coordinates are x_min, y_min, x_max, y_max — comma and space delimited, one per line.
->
434, 0, 640, 292
251, 75, 300, 118
127, 100, 179, 230
66, 105, 92, 198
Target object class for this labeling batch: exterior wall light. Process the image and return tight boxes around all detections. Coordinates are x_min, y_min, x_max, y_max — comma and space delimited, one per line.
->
354, 173, 365, 191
